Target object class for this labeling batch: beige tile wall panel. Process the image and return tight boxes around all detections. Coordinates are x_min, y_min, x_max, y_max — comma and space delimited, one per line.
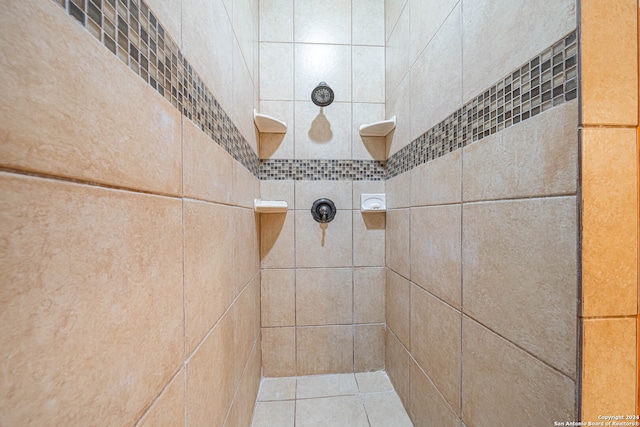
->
261, 269, 296, 327
409, 0, 459, 65
354, 324, 385, 372
295, 180, 353, 210
354, 267, 386, 324
233, 278, 260, 386
385, 209, 410, 278
386, 269, 411, 349
353, 46, 385, 103
385, 75, 412, 157
462, 317, 575, 426
581, 0, 638, 126
295, 44, 352, 103
137, 370, 185, 427
186, 311, 235, 427
232, 162, 260, 209
260, 43, 294, 102
352, 0, 385, 46
410, 5, 462, 141
228, 342, 261, 427
295, 211, 353, 268
385, 6, 410, 102
232, 39, 259, 154
581, 128, 639, 317
233, 207, 260, 295
384, 0, 407, 44
463, 197, 578, 378
183, 121, 235, 204
385, 328, 410, 407
0, 0, 182, 196
387, 172, 411, 209
294, 0, 351, 44
145, 0, 182, 46
353, 211, 386, 267
0, 173, 183, 426
259, 0, 294, 42
410, 150, 462, 207
461, 0, 576, 101
260, 179, 295, 208
581, 318, 637, 422
410, 205, 462, 309
294, 101, 353, 159
261, 327, 296, 377
296, 268, 353, 326
296, 325, 354, 375
183, 200, 235, 354
411, 286, 461, 413
261, 213, 295, 268
463, 102, 579, 202
408, 361, 459, 427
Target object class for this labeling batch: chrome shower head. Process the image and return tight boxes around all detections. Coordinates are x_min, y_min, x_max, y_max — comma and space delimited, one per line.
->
311, 82, 334, 107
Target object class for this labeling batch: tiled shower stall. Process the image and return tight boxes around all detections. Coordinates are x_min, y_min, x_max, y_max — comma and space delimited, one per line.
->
1, 0, 638, 426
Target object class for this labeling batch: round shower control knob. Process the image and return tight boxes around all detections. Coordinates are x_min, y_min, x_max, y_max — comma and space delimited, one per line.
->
311, 198, 336, 223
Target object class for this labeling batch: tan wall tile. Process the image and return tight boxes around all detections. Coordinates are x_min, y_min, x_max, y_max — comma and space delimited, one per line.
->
262, 327, 296, 377
462, 197, 578, 378
234, 207, 260, 295
294, 101, 353, 159
261, 269, 296, 327
296, 268, 353, 326
411, 150, 461, 206
186, 311, 235, 427
295, 210, 353, 268
410, 205, 462, 309
463, 101, 579, 202
145, 0, 182, 46
462, 317, 575, 426
385, 328, 410, 408
582, 318, 637, 422
233, 162, 260, 209
355, 324, 385, 372
234, 280, 260, 386
0, 173, 183, 426
386, 209, 410, 278
184, 200, 235, 354
297, 325, 353, 375
0, 0, 182, 196
260, 179, 295, 208
261, 213, 295, 268
581, 0, 638, 126
408, 360, 459, 427
386, 269, 411, 349
354, 267, 386, 324
353, 211, 386, 267
228, 342, 262, 427
582, 128, 639, 317
411, 285, 461, 413
137, 370, 185, 427
294, 180, 353, 210
387, 172, 411, 209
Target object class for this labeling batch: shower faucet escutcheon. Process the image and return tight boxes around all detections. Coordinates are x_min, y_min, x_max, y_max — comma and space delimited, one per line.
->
311, 198, 336, 223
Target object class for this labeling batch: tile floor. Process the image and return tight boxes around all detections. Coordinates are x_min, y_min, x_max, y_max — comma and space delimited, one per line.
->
251, 371, 414, 427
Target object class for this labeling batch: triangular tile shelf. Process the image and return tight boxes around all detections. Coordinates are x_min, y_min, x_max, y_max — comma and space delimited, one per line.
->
359, 116, 396, 137
253, 109, 287, 134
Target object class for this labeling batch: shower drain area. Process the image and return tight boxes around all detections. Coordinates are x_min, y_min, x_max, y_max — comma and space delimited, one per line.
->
251, 371, 413, 427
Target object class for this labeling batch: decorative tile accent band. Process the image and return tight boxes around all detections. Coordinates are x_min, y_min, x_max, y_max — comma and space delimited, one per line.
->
386, 31, 578, 179
53, 0, 260, 175
259, 159, 386, 181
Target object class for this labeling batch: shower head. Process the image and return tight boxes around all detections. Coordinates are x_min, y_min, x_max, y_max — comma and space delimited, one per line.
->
311, 82, 334, 107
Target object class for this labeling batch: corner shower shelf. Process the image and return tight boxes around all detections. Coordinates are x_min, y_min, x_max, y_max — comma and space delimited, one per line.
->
254, 199, 288, 213
253, 109, 287, 133
359, 116, 396, 137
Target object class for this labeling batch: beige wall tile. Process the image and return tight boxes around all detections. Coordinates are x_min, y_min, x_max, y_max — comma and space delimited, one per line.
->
353, 103, 387, 161
353, 46, 385, 103
183, 121, 235, 204
410, 5, 462, 140
352, 0, 385, 45
260, 43, 294, 101
409, 0, 459, 65
462, 317, 575, 426
295, 44, 352, 103
410, 205, 462, 309
294, 101, 353, 159
294, 0, 351, 44
262, 269, 296, 327
355, 324, 385, 372
234, 280, 260, 385
386, 269, 411, 350
234, 207, 260, 295
385, 0, 408, 43
385, 328, 410, 407
0, 174, 183, 426
260, 179, 295, 208
232, 38, 259, 152
296, 268, 353, 326
581, 0, 638, 126
462, 0, 576, 100
261, 213, 295, 268
295, 210, 353, 268
409, 361, 459, 427
137, 370, 185, 427
411, 150, 461, 206
184, 200, 235, 354
145, 0, 182, 47
385, 6, 410, 102
463, 197, 578, 378
186, 310, 235, 427
228, 341, 261, 427
354, 267, 385, 324
385, 75, 411, 157
411, 285, 461, 413
582, 318, 637, 422
259, 0, 293, 42
297, 325, 353, 375
0, 0, 182, 196
582, 128, 639, 317
233, 162, 260, 209
463, 101, 579, 202
295, 180, 353, 210
386, 209, 410, 278
262, 327, 296, 377
362, 392, 413, 426
387, 172, 411, 209
353, 211, 386, 267
259, 101, 295, 159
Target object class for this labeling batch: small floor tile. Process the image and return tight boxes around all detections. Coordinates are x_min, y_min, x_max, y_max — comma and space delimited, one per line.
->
257, 377, 296, 401
252, 401, 295, 427
355, 370, 394, 393
363, 392, 414, 427
296, 373, 359, 399
296, 395, 369, 427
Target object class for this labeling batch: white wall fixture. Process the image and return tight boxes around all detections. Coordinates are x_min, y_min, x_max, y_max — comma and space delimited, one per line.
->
360, 194, 386, 212
359, 116, 396, 137
253, 109, 287, 133
254, 199, 288, 213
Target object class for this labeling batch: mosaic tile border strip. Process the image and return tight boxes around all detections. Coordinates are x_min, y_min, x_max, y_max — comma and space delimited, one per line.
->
53, 0, 259, 175
386, 31, 578, 179
259, 159, 386, 181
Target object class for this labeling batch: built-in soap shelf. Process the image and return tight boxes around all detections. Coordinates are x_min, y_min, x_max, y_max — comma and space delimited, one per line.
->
359, 116, 396, 137
253, 109, 287, 134
361, 194, 386, 212
254, 199, 288, 213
